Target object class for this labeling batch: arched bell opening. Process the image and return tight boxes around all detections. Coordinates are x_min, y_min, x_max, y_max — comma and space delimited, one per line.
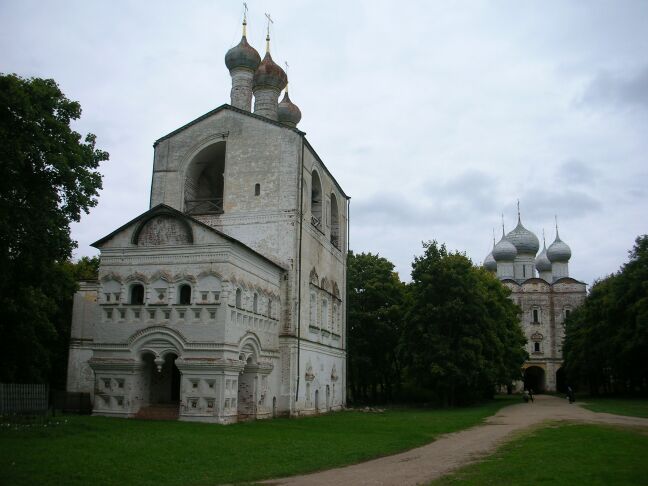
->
523, 366, 546, 394
184, 141, 226, 215
311, 170, 322, 229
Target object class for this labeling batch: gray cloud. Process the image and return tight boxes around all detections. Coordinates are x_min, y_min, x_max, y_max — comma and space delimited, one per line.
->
579, 66, 648, 112
2, 1, 647, 287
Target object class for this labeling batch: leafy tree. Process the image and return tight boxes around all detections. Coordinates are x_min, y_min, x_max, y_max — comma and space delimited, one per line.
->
347, 251, 407, 403
0, 74, 107, 384
564, 235, 648, 395
402, 241, 526, 406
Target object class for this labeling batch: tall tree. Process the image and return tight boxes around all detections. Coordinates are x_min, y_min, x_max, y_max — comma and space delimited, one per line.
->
0, 74, 108, 384
402, 241, 526, 406
564, 235, 648, 395
347, 252, 407, 403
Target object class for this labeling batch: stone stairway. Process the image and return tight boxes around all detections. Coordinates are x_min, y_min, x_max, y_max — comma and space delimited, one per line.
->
134, 403, 179, 420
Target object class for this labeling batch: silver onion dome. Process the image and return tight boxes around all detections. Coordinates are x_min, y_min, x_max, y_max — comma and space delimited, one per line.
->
547, 235, 572, 262
493, 236, 517, 261
506, 217, 540, 255
483, 251, 497, 272
535, 247, 552, 272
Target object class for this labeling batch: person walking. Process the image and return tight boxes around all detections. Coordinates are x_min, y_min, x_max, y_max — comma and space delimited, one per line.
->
567, 386, 575, 403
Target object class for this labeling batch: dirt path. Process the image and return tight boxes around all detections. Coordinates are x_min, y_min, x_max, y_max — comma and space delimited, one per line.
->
264, 395, 648, 486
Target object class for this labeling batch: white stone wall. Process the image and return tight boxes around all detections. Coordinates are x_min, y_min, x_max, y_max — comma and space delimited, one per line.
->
68, 105, 349, 422
506, 277, 586, 392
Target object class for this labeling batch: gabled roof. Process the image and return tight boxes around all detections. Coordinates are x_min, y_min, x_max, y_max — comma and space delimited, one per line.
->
92, 204, 286, 271
153, 104, 304, 146
152, 104, 349, 200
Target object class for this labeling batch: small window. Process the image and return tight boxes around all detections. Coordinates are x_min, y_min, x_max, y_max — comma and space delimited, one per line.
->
235, 288, 242, 308
533, 309, 539, 323
523, 265, 526, 278
534, 342, 540, 352
179, 284, 192, 305
565, 309, 571, 319
267, 300, 272, 318
253, 293, 258, 313
130, 284, 144, 305
254, 183, 260, 196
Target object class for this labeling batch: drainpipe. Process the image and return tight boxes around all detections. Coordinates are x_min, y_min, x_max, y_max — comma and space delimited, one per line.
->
344, 198, 350, 406
295, 136, 305, 405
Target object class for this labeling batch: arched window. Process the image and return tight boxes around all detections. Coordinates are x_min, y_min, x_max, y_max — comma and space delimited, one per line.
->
235, 288, 242, 308
534, 342, 541, 353
253, 293, 258, 313
130, 284, 145, 305
330, 193, 340, 248
178, 284, 192, 305
310, 292, 317, 326
311, 170, 322, 229
321, 299, 329, 328
254, 183, 260, 196
532, 309, 539, 323
184, 141, 226, 215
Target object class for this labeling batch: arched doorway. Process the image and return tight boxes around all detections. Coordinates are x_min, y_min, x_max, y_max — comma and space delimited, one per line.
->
524, 366, 546, 393
556, 367, 567, 394
141, 352, 181, 405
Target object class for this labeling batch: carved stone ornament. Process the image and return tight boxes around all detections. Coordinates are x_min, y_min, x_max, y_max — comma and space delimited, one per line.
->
531, 332, 544, 342
136, 214, 192, 246
305, 361, 315, 382
331, 364, 338, 382
309, 268, 319, 286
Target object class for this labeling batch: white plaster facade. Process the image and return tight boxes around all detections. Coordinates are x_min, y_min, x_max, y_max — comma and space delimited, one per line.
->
67, 32, 349, 423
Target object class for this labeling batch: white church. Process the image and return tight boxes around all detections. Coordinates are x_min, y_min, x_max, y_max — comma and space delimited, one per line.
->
483, 210, 586, 393
66, 18, 349, 423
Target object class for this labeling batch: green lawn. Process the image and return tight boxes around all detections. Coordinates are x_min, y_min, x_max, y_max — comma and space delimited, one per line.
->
0, 397, 516, 486
433, 423, 648, 485
578, 397, 648, 418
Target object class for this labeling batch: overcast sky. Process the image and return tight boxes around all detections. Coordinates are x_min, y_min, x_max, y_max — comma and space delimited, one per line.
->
2, 1, 647, 285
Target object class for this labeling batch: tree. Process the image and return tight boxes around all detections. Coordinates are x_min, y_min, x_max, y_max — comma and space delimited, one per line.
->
347, 251, 407, 403
401, 241, 526, 406
564, 235, 648, 395
0, 74, 108, 384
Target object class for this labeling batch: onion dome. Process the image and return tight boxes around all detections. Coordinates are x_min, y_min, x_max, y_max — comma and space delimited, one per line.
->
492, 236, 517, 261
535, 247, 552, 272
483, 251, 497, 272
506, 216, 539, 255
253, 52, 288, 91
278, 91, 302, 127
547, 234, 572, 262
225, 35, 261, 72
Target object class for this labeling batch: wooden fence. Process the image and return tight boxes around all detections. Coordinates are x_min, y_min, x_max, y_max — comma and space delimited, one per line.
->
0, 383, 49, 415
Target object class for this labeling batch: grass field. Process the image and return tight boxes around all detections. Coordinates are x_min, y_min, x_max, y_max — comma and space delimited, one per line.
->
578, 397, 648, 418
433, 423, 648, 485
0, 397, 516, 486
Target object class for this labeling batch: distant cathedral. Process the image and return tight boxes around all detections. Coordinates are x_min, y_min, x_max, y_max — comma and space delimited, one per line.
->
483, 209, 586, 392
67, 15, 348, 423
